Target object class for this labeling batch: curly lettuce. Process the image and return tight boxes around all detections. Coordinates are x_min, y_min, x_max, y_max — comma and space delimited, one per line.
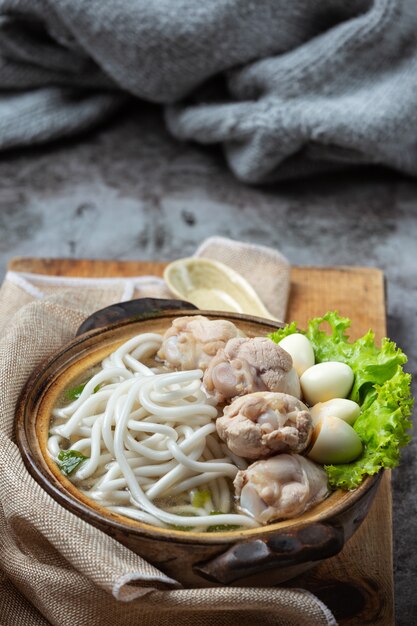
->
269, 311, 413, 489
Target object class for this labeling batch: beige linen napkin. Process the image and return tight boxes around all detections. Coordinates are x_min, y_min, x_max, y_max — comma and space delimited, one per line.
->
0, 240, 336, 626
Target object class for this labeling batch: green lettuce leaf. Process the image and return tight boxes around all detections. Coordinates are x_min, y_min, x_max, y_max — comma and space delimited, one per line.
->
269, 311, 413, 489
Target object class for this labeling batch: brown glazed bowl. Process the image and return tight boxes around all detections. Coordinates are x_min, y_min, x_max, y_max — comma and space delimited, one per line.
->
16, 302, 381, 588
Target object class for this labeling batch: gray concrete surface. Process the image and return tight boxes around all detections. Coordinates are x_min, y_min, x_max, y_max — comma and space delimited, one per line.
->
1, 103, 416, 624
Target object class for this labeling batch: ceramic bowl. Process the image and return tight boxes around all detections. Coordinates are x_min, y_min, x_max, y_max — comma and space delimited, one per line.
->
16, 302, 381, 588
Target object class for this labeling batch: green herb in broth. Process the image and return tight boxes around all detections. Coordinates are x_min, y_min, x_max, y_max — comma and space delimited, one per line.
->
156, 490, 243, 531
167, 516, 241, 533
64, 382, 87, 402
64, 381, 101, 402
191, 489, 211, 508
167, 523, 194, 531
207, 511, 240, 532
57, 449, 88, 476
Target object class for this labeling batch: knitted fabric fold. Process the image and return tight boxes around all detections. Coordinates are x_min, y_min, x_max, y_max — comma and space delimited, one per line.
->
1, 0, 416, 181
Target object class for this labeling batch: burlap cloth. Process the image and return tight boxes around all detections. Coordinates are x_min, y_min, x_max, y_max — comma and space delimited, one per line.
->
0, 239, 337, 626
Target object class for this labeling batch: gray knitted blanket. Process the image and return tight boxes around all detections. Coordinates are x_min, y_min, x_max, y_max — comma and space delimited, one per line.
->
1, 0, 416, 182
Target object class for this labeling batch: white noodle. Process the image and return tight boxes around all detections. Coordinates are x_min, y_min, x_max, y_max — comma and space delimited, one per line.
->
47, 434, 63, 457
48, 332, 256, 530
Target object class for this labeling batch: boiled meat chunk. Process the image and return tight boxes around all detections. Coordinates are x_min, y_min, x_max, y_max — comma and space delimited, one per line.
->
216, 392, 312, 459
203, 336, 300, 403
234, 454, 329, 523
157, 315, 243, 371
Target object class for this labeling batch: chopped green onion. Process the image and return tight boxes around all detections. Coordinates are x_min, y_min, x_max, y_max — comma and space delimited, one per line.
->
65, 382, 101, 402
65, 383, 86, 402
191, 489, 211, 508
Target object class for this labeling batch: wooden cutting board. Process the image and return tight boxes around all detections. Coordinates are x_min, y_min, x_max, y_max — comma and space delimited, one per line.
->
8, 257, 394, 626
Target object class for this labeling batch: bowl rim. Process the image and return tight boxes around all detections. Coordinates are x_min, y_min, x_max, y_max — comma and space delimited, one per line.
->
15, 308, 381, 546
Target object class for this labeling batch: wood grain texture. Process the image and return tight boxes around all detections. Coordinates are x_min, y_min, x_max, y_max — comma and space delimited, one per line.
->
8, 256, 393, 625
8, 257, 386, 340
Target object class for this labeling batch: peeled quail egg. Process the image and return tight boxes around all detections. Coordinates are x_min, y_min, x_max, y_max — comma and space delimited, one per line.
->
285, 366, 302, 399
300, 361, 354, 406
278, 333, 315, 377
310, 398, 361, 426
307, 415, 363, 464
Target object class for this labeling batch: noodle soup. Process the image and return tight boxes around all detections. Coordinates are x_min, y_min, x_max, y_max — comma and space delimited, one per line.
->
46, 309, 410, 535
18, 308, 406, 586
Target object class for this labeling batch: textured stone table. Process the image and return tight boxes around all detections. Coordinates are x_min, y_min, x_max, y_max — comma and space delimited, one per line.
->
1, 103, 416, 625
